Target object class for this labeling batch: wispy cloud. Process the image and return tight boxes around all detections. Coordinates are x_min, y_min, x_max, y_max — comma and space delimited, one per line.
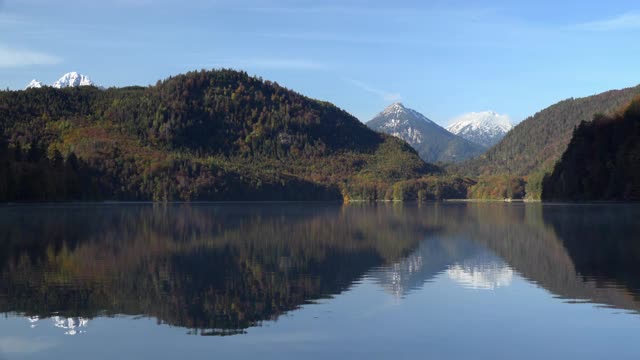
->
0, 45, 61, 67
2, 0, 155, 7
572, 12, 640, 31
261, 32, 402, 45
196, 58, 328, 71
245, 5, 389, 15
345, 78, 401, 102
0, 12, 32, 27
112, 0, 154, 7
244, 5, 490, 18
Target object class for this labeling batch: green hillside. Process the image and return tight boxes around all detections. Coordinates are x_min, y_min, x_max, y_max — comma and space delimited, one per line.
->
0, 69, 438, 202
455, 84, 640, 198
542, 98, 640, 201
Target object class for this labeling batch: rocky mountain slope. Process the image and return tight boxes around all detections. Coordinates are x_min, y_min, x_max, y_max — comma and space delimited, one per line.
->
367, 103, 485, 163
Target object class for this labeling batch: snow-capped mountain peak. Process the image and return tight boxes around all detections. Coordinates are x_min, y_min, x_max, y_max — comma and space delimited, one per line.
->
367, 103, 485, 163
371, 102, 436, 147
377, 102, 434, 129
448, 111, 512, 133
447, 111, 513, 148
52, 72, 94, 88
380, 102, 407, 116
25, 79, 44, 89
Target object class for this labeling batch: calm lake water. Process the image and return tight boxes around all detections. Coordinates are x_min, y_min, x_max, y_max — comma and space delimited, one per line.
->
1, 202, 639, 359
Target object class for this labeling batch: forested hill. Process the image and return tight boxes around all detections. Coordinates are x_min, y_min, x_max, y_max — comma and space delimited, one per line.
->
0, 69, 438, 202
542, 98, 640, 201
459, 84, 640, 178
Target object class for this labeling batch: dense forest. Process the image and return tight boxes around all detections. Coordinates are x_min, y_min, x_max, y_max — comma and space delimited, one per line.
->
3, 69, 640, 202
542, 97, 640, 201
0, 69, 445, 202
453, 84, 640, 199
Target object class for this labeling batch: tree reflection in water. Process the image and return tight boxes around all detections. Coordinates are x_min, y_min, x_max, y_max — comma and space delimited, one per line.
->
1, 202, 639, 335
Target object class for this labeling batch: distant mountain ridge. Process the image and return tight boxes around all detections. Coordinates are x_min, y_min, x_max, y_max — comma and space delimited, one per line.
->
447, 111, 512, 148
458, 84, 640, 184
52, 72, 94, 88
25, 72, 95, 89
24, 79, 43, 90
367, 103, 485, 163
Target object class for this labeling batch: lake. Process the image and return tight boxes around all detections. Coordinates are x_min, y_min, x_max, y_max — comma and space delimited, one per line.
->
1, 202, 639, 359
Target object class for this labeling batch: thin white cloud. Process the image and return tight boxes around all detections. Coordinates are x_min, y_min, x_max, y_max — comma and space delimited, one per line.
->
245, 5, 387, 15
0, 13, 31, 26
3, 0, 154, 6
572, 12, 640, 31
0, 45, 62, 67
261, 32, 402, 45
345, 78, 401, 102
197, 58, 328, 71
113, 0, 154, 6
244, 5, 493, 19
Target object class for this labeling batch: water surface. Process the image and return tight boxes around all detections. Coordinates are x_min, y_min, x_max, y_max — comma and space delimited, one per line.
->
1, 203, 639, 359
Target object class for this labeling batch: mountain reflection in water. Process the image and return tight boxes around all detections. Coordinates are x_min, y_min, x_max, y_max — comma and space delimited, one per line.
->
1, 202, 639, 335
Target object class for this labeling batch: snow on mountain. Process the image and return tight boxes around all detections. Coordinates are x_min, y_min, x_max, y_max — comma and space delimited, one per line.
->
25, 79, 44, 89
446, 111, 513, 148
367, 102, 485, 163
379, 102, 435, 127
24, 72, 96, 89
370, 102, 436, 147
26, 315, 89, 335
368, 236, 514, 297
52, 72, 94, 88
447, 261, 514, 290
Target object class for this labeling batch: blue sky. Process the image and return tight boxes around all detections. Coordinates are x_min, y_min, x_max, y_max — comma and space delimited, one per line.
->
2, 0, 640, 126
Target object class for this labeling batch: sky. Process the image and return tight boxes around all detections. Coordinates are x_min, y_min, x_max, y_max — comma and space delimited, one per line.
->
2, 0, 640, 126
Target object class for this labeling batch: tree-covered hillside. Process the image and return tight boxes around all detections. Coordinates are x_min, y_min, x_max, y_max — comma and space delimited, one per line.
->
453, 84, 640, 198
0, 69, 439, 202
542, 98, 640, 201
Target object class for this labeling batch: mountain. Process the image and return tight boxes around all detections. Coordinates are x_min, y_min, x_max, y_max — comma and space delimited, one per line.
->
0, 69, 437, 202
367, 103, 485, 163
447, 111, 512, 148
25, 79, 43, 90
368, 235, 512, 297
456, 84, 640, 198
462, 85, 640, 176
542, 98, 640, 201
52, 72, 94, 88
